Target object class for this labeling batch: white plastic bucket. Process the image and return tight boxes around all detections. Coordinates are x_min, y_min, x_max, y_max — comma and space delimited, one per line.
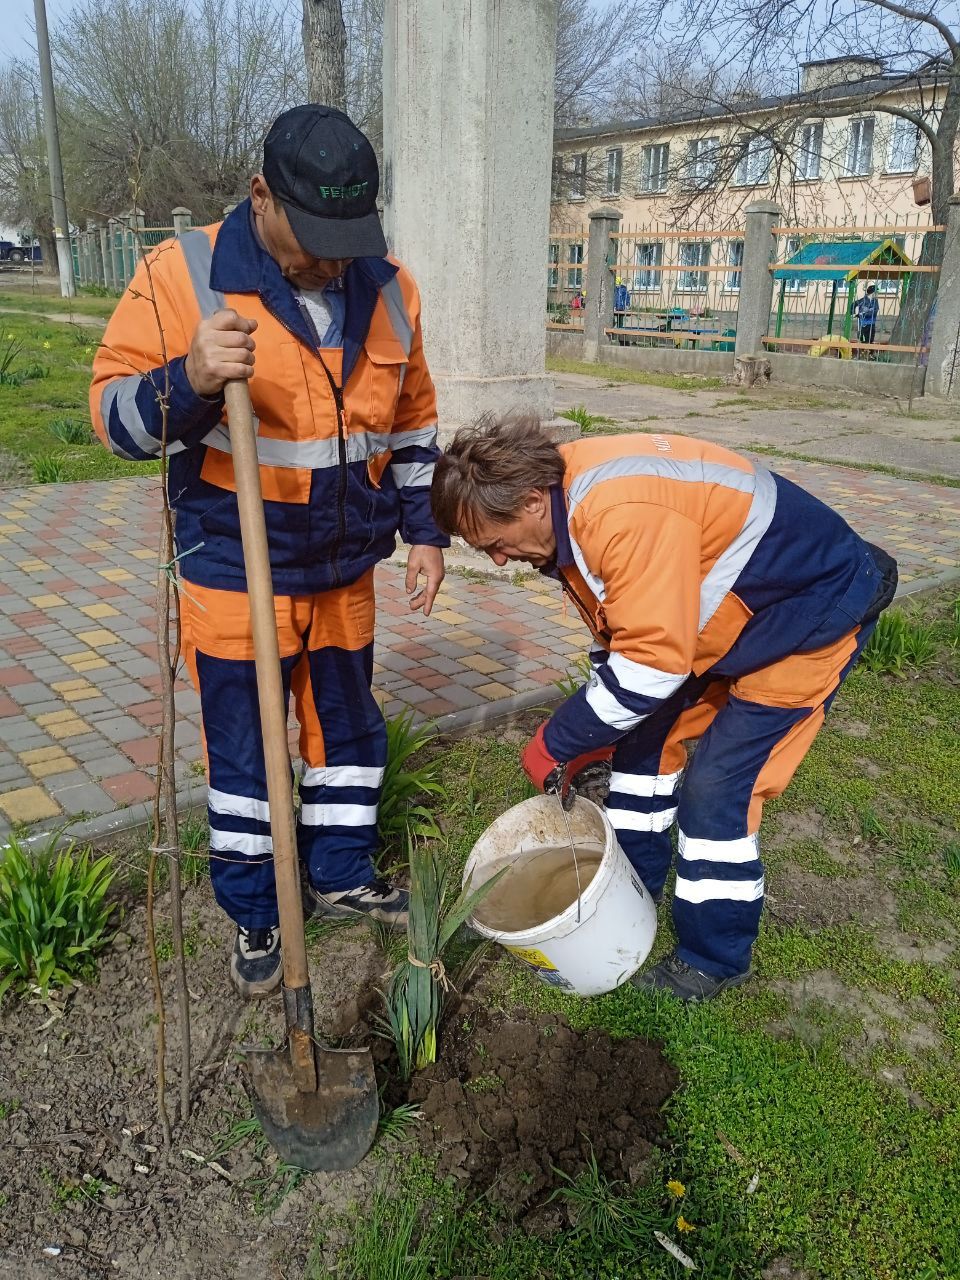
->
463, 795, 657, 996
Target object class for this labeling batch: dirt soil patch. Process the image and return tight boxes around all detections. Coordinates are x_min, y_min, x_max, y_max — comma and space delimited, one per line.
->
402, 1005, 676, 1218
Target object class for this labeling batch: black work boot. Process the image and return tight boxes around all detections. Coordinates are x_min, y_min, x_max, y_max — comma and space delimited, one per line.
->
230, 925, 282, 999
632, 951, 750, 1002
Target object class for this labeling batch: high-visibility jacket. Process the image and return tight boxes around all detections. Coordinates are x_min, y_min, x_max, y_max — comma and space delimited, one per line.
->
544, 433, 893, 761
90, 200, 446, 595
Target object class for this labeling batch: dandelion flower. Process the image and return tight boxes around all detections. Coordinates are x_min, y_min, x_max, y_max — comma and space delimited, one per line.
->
6, 332, 14, 339
677, 1215, 695, 1233
42, 340, 51, 349
84, 346, 92, 354
667, 1179, 686, 1198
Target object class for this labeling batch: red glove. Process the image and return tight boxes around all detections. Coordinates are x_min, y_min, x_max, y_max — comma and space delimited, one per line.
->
521, 723, 614, 803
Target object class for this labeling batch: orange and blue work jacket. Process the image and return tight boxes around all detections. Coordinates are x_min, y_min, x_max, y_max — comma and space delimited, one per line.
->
543, 434, 895, 761
90, 200, 447, 595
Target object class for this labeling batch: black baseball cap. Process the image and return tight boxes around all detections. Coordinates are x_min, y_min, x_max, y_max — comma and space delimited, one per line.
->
262, 104, 387, 259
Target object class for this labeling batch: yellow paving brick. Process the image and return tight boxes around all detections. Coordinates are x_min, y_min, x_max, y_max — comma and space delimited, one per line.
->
19, 745, 69, 764
82, 538, 111, 550
73, 658, 110, 671
556, 613, 588, 629
455, 635, 486, 649
16, 558, 49, 572
46, 715, 90, 740
528, 594, 562, 608
474, 681, 515, 700
64, 650, 98, 665
63, 686, 100, 702
80, 602, 121, 618
461, 654, 505, 675
930, 556, 959, 565
98, 567, 134, 582
0, 786, 61, 823
28, 594, 67, 607
36, 709, 78, 726
98, 517, 125, 526
432, 609, 469, 625
131, 548, 156, 560
52, 678, 92, 692
76, 628, 121, 648
29, 756, 76, 779
0, 523, 22, 533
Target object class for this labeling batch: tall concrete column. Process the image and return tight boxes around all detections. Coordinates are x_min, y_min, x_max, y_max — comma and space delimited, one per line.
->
382, 0, 558, 430
735, 200, 780, 358
583, 206, 622, 363
925, 195, 960, 399
172, 207, 193, 238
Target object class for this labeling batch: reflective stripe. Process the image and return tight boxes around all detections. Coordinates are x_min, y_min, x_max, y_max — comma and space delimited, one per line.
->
609, 769, 683, 798
607, 652, 688, 699
679, 831, 759, 865
380, 275, 414, 356
584, 676, 643, 730
568, 528, 606, 601
567, 455, 757, 512
179, 230, 226, 318
300, 802, 378, 827
99, 376, 156, 460
390, 460, 434, 488
210, 827, 273, 857
607, 805, 677, 832
301, 764, 385, 789
674, 874, 764, 904
192, 422, 439, 471
208, 788, 270, 822
699, 465, 777, 630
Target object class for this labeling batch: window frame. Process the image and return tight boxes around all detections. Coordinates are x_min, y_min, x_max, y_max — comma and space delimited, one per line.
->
566, 240, 584, 290
886, 116, 920, 174
632, 240, 664, 291
796, 121, 823, 181
677, 239, 711, 291
684, 136, 720, 189
733, 135, 771, 187
606, 146, 624, 196
724, 238, 744, 291
639, 142, 670, 194
846, 116, 875, 176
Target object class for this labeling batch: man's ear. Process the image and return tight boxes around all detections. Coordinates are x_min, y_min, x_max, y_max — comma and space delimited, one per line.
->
250, 174, 269, 214
521, 488, 548, 517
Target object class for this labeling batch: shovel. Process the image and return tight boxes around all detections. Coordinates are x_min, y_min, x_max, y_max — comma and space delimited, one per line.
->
224, 378, 378, 1172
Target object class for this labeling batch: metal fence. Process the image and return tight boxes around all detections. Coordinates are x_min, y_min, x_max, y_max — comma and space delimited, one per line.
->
546, 233, 587, 329
763, 214, 942, 365
71, 219, 176, 291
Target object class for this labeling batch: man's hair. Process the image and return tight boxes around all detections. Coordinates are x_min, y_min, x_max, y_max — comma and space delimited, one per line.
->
431, 414, 566, 539
866, 285, 876, 293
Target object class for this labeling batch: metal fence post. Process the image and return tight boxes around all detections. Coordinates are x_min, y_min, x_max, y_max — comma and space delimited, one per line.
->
735, 200, 781, 358
583, 206, 623, 363
924, 195, 960, 399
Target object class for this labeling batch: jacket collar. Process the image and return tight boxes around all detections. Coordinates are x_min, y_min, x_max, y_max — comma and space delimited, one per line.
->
209, 199, 399, 385
539, 484, 574, 581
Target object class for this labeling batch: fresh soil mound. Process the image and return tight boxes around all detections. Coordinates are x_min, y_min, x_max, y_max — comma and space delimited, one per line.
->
403, 1004, 677, 1217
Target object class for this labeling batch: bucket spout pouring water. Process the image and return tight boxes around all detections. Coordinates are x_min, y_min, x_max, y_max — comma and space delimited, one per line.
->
464, 796, 657, 997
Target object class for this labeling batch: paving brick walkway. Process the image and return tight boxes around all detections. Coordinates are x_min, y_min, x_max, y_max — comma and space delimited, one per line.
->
1, 457, 958, 839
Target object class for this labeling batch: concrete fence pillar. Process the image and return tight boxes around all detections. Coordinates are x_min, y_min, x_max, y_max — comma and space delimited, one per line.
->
98, 223, 111, 289
735, 200, 780, 358
583, 206, 622, 363
172, 206, 192, 237
104, 219, 118, 290
925, 195, 960, 399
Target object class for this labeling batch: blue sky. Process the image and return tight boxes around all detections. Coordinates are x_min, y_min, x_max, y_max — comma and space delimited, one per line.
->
1, 0, 70, 66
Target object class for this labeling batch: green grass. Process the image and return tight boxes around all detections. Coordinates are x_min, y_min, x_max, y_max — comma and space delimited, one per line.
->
744, 441, 960, 490
317, 588, 960, 1279
0, 310, 159, 484
547, 354, 724, 392
0, 290, 117, 318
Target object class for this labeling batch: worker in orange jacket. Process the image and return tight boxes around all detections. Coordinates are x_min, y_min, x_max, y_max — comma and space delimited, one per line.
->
91, 106, 448, 998
432, 418, 897, 1001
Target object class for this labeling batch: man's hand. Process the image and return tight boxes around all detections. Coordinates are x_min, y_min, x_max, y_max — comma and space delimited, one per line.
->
521, 722, 614, 809
184, 309, 258, 398
405, 544, 445, 616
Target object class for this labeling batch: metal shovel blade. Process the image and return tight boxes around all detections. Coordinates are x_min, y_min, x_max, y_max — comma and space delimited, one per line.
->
242, 1042, 379, 1172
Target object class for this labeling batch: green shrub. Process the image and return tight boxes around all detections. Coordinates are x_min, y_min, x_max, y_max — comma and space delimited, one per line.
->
32, 453, 66, 483
561, 404, 612, 433
48, 416, 92, 445
554, 652, 593, 697
861, 610, 937, 675
379, 711, 446, 847
0, 835, 118, 1000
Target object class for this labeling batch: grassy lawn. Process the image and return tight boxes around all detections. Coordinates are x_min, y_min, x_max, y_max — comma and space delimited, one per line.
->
0, 306, 159, 486
324, 587, 960, 1280
0, 287, 118, 320
547, 353, 725, 392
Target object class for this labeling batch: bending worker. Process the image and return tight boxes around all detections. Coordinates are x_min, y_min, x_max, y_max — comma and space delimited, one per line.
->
91, 106, 448, 998
432, 419, 896, 1001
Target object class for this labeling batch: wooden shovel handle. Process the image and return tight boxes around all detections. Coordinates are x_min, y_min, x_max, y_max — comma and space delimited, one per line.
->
223, 380, 310, 994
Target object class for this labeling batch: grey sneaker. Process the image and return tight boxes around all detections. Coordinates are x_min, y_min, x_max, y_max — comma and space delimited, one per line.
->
230, 925, 282, 999
305, 877, 409, 928
632, 951, 750, 1002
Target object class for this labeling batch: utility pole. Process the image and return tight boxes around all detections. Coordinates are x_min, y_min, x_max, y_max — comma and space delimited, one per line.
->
32, 0, 75, 297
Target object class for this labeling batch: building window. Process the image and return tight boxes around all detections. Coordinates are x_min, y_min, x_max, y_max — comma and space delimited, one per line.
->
725, 239, 744, 290
887, 117, 919, 173
566, 241, 584, 290
678, 240, 710, 291
846, 117, 875, 175
639, 143, 669, 193
783, 236, 805, 292
568, 153, 587, 199
733, 135, 771, 186
685, 137, 719, 189
796, 122, 823, 180
548, 242, 560, 289
632, 241, 663, 290
606, 147, 623, 196
551, 157, 563, 200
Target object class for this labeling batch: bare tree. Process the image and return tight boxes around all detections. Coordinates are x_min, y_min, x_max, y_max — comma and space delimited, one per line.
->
554, 0, 650, 127
0, 64, 57, 272
302, 0, 347, 108
344, 0, 383, 149
49, 0, 304, 224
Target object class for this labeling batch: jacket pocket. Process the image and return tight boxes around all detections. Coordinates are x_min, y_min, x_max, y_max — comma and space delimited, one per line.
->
364, 341, 408, 427
693, 591, 753, 675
